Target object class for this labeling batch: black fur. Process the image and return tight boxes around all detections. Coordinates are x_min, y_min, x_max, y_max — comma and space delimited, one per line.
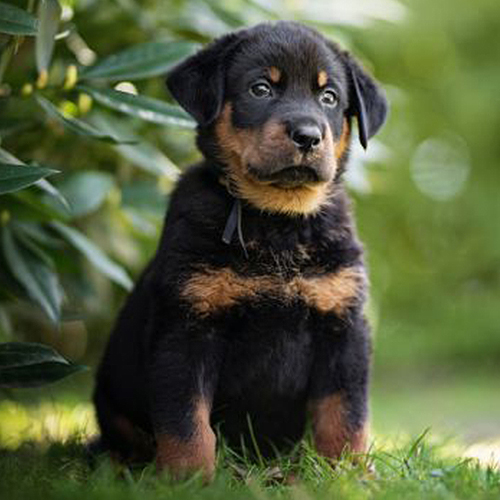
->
94, 21, 387, 472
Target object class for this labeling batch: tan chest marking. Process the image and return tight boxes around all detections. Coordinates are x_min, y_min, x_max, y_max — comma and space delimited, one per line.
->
292, 266, 366, 314
181, 266, 365, 316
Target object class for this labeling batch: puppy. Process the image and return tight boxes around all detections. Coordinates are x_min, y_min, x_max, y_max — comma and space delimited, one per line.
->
93, 21, 388, 481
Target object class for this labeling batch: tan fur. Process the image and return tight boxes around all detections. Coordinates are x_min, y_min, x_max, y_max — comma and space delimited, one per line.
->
182, 265, 365, 316
215, 104, 336, 215
181, 267, 276, 316
309, 393, 367, 459
156, 398, 216, 481
268, 66, 281, 83
293, 266, 366, 314
317, 70, 328, 87
335, 119, 351, 160
235, 176, 332, 215
113, 414, 155, 461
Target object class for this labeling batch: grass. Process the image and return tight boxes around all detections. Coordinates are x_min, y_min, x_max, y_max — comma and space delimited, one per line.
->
0, 402, 499, 500
1, 371, 499, 500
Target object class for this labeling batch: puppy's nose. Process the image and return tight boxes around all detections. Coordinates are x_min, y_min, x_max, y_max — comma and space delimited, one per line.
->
290, 124, 322, 152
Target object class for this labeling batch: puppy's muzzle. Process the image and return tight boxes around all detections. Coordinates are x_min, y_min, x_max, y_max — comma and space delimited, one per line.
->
267, 166, 321, 187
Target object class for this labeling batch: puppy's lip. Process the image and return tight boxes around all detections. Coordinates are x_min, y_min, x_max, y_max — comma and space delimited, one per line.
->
248, 165, 324, 188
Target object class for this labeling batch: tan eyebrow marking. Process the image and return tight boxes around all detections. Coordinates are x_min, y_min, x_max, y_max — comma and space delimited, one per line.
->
318, 70, 328, 87
268, 66, 281, 83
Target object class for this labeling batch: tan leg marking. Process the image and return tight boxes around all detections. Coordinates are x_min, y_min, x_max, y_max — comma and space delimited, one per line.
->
181, 266, 365, 316
309, 393, 367, 460
156, 398, 216, 481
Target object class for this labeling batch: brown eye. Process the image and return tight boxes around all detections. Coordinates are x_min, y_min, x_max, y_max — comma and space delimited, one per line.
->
319, 88, 338, 107
250, 81, 272, 98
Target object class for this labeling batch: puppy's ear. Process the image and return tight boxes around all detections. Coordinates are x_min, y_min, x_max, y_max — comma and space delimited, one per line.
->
346, 58, 388, 149
166, 33, 240, 126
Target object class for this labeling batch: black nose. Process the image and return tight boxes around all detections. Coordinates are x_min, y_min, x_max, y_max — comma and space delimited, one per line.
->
290, 124, 322, 152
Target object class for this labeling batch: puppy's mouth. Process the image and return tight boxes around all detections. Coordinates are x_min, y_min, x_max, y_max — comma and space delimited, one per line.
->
248, 165, 323, 188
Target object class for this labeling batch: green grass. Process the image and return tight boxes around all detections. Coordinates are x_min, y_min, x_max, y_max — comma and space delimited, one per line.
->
1, 372, 500, 500
0, 426, 499, 500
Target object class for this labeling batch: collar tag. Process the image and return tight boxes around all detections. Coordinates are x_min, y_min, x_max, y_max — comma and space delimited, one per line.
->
222, 198, 248, 258
222, 199, 239, 245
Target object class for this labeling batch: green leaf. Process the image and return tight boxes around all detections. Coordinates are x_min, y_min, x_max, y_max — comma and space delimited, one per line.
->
37, 178, 70, 212
0, 341, 66, 368
0, 163, 58, 195
201, 0, 246, 28
122, 180, 168, 215
0, 148, 24, 165
78, 85, 195, 128
5, 190, 68, 222
0, 120, 33, 139
1, 226, 62, 323
0, 148, 69, 211
36, 0, 62, 73
36, 96, 134, 144
51, 221, 133, 291
12, 222, 62, 248
57, 171, 115, 217
0, 342, 86, 388
91, 112, 180, 179
0, 2, 38, 36
80, 41, 198, 81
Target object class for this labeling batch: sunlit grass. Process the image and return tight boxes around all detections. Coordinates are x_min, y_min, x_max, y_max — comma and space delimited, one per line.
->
0, 400, 97, 449
0, 401, 499, 500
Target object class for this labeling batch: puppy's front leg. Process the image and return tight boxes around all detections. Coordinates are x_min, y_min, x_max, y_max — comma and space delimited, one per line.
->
148, 323, 222, 481
308, 310, 371, 461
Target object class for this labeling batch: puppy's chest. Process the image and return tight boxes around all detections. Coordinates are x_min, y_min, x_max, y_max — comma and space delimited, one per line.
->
180, 244, 365, 318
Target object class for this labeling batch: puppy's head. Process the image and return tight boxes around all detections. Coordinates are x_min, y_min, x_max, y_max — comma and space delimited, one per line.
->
167, 22, 388, 215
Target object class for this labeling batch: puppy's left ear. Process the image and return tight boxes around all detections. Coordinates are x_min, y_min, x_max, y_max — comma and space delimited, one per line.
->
346, 58, 388, 150
166, 32, 241, 126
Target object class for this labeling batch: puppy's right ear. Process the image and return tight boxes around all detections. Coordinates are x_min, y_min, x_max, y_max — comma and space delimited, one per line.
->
346, 57, 388, 150
166, 33, 241, 126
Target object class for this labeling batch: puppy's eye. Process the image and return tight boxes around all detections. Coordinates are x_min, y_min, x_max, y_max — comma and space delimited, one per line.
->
319, 88, 338, 107
250, 81, 272, 99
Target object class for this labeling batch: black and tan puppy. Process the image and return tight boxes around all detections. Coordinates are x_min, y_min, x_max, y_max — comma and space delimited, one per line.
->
93, 21, 387, 480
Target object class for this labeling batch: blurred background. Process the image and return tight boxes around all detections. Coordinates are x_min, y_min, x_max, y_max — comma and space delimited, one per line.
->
0, 0, 499, 459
